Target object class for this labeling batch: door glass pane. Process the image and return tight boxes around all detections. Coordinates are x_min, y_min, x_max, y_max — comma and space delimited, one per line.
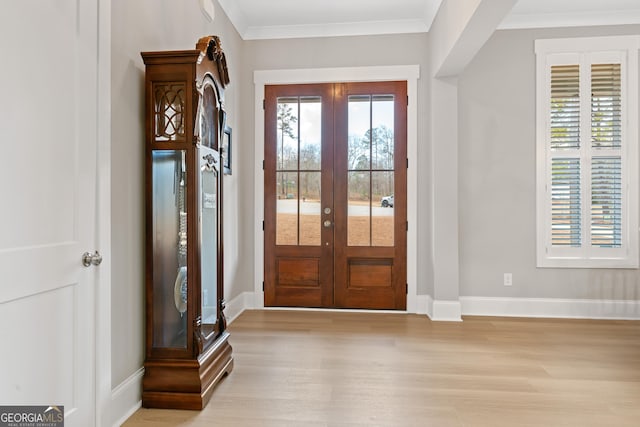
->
300, 172, 321, 245
151, 150, 187, 349
276, 172, 298, 245
276, 96, 322, 246
277, 98, 299, 170
300, 97, 322, 170
348, 171, 370, 246
348, 94, 396, 247
372, 95, 394, 170
200, 147, 218, 327
348, 95, 371, 170
373, 172, 394, 246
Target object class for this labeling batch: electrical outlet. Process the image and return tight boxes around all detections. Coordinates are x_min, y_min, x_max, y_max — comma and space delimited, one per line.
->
504, 273, 512, 286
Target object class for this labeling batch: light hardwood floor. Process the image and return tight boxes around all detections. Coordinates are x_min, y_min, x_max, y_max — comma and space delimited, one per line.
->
123, 310, 640, 426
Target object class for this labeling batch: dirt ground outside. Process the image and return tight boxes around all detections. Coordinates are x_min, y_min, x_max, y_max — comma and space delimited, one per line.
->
276, 213, 394, 246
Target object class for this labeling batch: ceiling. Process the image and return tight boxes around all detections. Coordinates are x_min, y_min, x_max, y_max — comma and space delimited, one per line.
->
216, 0, 640, 40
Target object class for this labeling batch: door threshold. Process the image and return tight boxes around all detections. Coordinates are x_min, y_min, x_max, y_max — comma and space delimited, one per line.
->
262, 306, 408, 314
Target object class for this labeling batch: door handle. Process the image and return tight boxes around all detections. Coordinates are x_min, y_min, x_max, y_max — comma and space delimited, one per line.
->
323, 220, 332, 228
82, 251, 103, 267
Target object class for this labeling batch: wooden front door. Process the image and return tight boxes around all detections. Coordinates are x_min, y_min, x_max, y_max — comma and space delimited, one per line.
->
264, 81, 407, 310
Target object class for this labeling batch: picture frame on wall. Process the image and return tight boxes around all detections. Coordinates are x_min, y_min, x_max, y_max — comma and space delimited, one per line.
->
222, 126, 232, 175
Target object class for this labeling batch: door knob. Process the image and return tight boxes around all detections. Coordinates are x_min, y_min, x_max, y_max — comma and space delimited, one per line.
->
82, 251, 103, 267
323, 220, 332, 228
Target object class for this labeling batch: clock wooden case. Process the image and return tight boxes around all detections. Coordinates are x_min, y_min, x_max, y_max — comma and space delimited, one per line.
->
141, 36, 232, 410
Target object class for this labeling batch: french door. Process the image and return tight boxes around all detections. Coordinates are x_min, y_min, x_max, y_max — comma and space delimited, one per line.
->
264, 81, 407, 310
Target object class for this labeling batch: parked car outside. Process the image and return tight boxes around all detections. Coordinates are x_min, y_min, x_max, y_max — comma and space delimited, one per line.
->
381, 194, 394, 207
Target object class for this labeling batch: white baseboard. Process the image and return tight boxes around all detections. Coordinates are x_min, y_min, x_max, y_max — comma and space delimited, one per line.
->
460, 296, 640, 320
111, 367, 144, 427
429, 298, 463, 321
214, 291, 640, 324
224, 291, 255, 324
220, 292, 640, 321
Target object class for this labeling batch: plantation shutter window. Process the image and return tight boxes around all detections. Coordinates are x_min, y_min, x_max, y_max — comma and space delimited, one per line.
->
536, 36, 639, 268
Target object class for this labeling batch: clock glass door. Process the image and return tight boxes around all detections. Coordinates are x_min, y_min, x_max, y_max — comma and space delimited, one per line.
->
200, 145, 219, 335
151, 150, 188, 348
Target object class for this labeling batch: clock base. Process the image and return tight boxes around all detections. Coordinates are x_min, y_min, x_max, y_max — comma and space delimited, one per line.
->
142, 332, 233, 410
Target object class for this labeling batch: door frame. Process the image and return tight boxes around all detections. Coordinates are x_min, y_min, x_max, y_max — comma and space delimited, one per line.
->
254, 65, 420, 313
96, 0, 112, 425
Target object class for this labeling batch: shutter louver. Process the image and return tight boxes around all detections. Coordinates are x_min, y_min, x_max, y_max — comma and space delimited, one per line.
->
591, 157, 622, 248
551, 65, 580, 150
591, 64, 622, 248
591, 64, 621, 149
550, 65, 581, 247
551, 158, 581, 247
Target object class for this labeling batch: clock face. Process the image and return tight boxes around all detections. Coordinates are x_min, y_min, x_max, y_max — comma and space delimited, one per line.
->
200, 84, 217, 149
174, 266, 187, 314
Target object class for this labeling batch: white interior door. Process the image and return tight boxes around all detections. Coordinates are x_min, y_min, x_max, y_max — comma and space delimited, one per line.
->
0, 1, 100, 426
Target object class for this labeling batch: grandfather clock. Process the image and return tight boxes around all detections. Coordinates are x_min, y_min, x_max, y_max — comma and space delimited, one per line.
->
140, 36, 232, 410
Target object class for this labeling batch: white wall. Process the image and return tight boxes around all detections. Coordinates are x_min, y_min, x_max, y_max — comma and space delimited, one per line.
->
110, 0, 245, 404
458, 25, 640, 301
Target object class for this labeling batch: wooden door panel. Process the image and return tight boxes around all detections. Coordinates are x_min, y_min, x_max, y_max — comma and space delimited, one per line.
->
348, 259, 393, 288
272, 254, 322, 306
277, 258, 320, 286
272, 285, 323, 307
334, 255, 404, 309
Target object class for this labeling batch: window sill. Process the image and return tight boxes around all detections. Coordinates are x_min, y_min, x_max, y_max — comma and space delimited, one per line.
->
537, 256, 639, 269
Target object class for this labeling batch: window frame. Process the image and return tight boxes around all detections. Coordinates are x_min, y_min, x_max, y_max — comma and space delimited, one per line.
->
535, 35, 640, 269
